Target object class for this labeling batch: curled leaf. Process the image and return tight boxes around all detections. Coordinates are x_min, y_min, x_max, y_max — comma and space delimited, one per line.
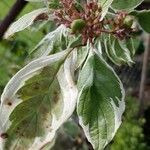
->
0, 50, 77, 149
4, 8, 50, 39
30, 25, 68, 58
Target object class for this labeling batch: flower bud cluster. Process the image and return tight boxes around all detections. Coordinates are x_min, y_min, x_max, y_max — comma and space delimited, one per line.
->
104, 12, 135, 40
54, 0, 103, 44
54, 0, 135, 44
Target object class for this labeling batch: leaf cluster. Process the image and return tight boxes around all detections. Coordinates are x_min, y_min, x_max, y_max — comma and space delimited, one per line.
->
0, 0, 149, 150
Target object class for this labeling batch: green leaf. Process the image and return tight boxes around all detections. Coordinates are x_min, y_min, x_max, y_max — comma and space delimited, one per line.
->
99, 0, 114, 19
77, 48, 125, 150
68, 35, 82, 48
94, 37, 102, 55
131, 10, 150, 33
104, 35, 133, 65
4, 8, 49, 39
42, 0, 63, 9
75, 0, 87, 6
76, 43, 89, 69
126, 38, 136, 57
49, 0, 62, 9
30, 25, 69, 58
0, 50, 77, 149
111, 0, 144, 10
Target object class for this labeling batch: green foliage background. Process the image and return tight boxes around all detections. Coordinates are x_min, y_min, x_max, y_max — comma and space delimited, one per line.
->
110, 97, 149, 150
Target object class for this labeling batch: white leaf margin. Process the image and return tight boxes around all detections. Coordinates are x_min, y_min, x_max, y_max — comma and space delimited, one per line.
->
31, 24, 68, 58
4, 8, 50, 39
0, 49, 78, 149
77, 48, 94, 147
77, 48, 125, 149
29, 52, 78, 149
99, 0, 114, 20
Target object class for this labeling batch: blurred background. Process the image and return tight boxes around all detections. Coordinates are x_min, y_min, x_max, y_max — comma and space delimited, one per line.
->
0, 0, 150, 149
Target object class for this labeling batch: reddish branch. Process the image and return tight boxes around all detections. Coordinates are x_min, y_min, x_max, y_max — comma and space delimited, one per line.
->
0, 0, 28, 40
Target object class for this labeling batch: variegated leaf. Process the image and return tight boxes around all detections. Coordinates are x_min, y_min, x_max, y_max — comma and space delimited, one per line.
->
131, 10, 150, 33
76, 43, 90, 69
99, 0, 114, 19
104, 35, 133, 65
4, 8, 50, 39
0, 50, 77, 150
77, 48, 125, 150
30, 25, 69, 58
